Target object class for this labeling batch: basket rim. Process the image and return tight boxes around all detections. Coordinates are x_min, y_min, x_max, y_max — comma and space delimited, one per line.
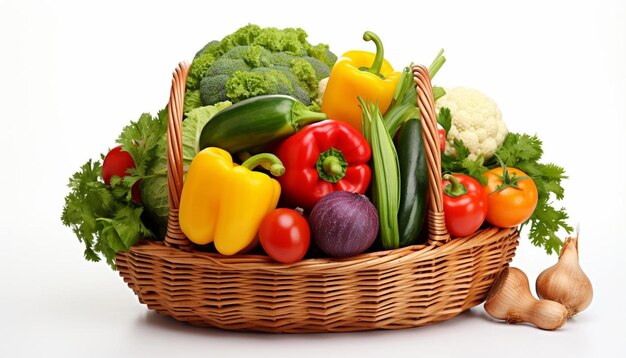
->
122, 226, 517, 273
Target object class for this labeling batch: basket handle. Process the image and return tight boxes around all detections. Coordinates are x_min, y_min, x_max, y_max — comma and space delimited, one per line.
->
163, 62, 193, 250
413, 65, 451, 246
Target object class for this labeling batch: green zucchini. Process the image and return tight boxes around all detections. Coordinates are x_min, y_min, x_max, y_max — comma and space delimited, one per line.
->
396, 118, 428, 246
199, 95, 327, 153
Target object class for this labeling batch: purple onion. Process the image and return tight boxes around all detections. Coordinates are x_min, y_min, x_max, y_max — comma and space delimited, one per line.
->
309, 191, 379, 257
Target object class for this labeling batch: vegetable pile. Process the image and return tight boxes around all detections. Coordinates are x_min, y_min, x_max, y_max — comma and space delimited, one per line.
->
62, 25, 573, 269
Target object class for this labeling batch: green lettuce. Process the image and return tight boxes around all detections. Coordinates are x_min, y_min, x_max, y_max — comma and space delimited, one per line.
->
140, 101, 232, 236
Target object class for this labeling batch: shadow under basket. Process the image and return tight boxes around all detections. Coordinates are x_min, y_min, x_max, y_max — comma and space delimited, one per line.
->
115, 62, 519, 333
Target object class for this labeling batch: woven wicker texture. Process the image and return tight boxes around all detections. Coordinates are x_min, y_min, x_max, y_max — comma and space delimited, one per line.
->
164, 63, 192, 251
116, 62, 519, 333
414, 65, 451, 247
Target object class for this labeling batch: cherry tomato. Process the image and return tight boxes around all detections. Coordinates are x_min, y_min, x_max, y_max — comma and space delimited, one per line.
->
102, 145, 141, 203
259, 208, 310, 264
484, 167, 538, 228
442, 174, 488, 237
437, 126, 446, 153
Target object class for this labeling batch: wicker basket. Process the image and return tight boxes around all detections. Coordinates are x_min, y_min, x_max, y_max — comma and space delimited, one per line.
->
115, 62, 519, 333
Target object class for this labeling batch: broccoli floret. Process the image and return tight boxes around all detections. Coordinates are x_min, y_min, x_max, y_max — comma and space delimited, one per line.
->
223, 45, 272, 68
195, 40, 220, 58
302, 56, 330, 81
188, 42, 224, 90
216, 24, 263, 55
197, 58, 251, 105
262, 66, 297, 87
267, 53, 328, 95
268, 52, 294, 67
200, 74, 230, 105
225, 71, 269, 103
307, 43, 338, 67
207, 58, 251, 77
252, 27, 309, 55
264, 66, 310, 105
187, 51, 216, 90
185, 25, 337, 111
251, 67, 293, 94
224, 68, 311, 105
293, 87, 312, 105
289, 58, 318, 97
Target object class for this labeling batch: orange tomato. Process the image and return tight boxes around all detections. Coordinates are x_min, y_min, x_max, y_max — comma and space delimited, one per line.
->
484, 167, 538, 228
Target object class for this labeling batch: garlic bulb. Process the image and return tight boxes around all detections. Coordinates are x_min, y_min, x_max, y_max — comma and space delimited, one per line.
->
536, 235, 593, 317
485, 267, 569, 330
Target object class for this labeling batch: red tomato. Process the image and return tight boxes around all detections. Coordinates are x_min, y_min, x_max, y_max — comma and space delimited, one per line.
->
102, 145, 141, 203
438, 126, 446, 153
442, 174, 488, 237
484, 167, 538, 228
259, 208, 310, 264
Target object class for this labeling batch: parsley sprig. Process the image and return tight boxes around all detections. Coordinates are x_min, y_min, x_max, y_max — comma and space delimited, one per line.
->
61, 109, 167, 268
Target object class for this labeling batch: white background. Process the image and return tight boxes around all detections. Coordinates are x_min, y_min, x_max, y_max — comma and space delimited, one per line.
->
1, 0, 625, 357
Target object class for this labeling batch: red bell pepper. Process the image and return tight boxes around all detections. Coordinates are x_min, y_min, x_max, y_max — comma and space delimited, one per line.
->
275, 120, 371, 211
442, 173, 488, 237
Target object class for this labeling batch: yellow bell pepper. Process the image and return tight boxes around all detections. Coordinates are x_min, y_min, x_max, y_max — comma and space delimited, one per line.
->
321, 31, 401, 133
179, 147, 283, 255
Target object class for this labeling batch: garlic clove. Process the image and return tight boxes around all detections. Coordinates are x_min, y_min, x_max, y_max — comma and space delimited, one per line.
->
485, 267, 568, 330
536, 235, 593, 317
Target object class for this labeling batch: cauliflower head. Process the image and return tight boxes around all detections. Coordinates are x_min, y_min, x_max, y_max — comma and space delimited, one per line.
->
317, 77, 329, 105
435, 87, 507, 161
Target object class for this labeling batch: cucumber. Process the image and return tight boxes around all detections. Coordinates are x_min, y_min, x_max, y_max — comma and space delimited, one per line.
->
199, 95, 327, 154
396, 118, 428, 246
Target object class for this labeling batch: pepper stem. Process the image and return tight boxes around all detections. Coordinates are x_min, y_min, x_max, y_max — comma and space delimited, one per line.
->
322, 156, 344, 177
241, 153, 285, 177
316, 148, 348, 183
443, 174, 468, 197
362, 31, 385, 77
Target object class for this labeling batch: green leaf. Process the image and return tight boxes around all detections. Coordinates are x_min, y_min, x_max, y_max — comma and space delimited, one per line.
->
437, 107, 452, 134
536, 162, 567, 180
83, 246, 100, 262
496, 133, 543, 165
97, 219, 129, 252
183, 89, 203, 114
461, 157, 489, 185
452, 138, 471, 159
516, 161, 567, 200
182, 102, 232, 164
61, 160, 110, 263
524, 199, 572, 255
441, 138, 488, 184
97, 206, 147, 248
117, 112, 167, 175
433, 86, 446, 101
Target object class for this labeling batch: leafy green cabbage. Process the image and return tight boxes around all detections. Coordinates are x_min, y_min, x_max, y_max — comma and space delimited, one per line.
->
140, 102, 232, 236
